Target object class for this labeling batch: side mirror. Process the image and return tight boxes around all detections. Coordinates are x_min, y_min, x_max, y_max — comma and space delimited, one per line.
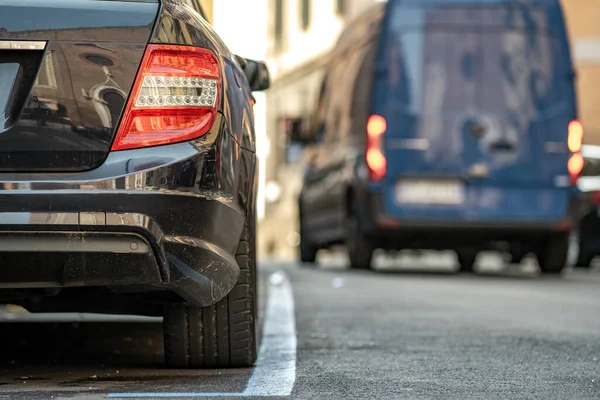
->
236, 55, 271, 92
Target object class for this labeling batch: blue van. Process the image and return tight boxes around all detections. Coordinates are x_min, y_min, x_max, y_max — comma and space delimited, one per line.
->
298, 0, 582, 274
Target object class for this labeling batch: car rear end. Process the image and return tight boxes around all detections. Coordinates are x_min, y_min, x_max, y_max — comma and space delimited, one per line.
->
363, 0, 580, 246
0, 0, 251, 312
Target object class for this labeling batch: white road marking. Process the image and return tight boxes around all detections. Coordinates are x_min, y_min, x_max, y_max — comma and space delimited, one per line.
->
108, 270, 297, 398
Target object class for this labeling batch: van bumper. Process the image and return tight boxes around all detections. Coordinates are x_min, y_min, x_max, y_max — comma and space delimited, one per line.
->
360, 193, 580, 249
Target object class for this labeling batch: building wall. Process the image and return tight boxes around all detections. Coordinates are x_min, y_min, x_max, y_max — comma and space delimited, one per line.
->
561, 0, 600, 145
260, 0, 381, 259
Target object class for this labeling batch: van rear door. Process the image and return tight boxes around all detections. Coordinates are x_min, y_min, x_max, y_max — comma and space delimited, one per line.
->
476, 4, 575, 220
373, 0, 575, 222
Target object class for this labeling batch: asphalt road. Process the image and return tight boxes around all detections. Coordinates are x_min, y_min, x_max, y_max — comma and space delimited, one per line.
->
1, 252, 600, 399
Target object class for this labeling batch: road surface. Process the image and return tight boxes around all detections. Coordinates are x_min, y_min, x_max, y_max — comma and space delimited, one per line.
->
0, 252, 599, 399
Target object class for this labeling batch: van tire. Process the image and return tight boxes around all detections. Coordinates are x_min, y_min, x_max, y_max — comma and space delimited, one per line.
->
163, 204, 257, 369
299, 215, 317, 264
536, 234, 569, 275
346, 213, 373, 270
456, 249, 478, 273
300, 239, 318, 264
575, 251, 593, 269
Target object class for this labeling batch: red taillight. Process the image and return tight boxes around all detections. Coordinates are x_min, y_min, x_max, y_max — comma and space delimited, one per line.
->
568, 120, 583, 153
567, 119, 584, 185
568, 152, 584, 184
112, 44, 221, 151
592, 191, 600, 205
367, 115, 387, 181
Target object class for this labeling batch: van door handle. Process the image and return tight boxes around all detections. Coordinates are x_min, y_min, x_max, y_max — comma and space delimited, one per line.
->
489, 141, 515, 152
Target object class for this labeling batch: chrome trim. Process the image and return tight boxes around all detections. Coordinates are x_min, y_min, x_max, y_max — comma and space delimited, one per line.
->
582, 144, 600, 159
544, 141, 567, 153
0, 41, 46, 50
388, 138, 430, 151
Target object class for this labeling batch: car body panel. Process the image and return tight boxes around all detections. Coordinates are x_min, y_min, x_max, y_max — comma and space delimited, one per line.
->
373, 0, 575, 222
0, 0, 260, 314
0, 0, 159, 171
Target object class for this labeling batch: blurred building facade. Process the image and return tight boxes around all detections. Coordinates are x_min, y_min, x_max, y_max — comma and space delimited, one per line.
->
259, 0, 382, 259
561, 0, 600, 146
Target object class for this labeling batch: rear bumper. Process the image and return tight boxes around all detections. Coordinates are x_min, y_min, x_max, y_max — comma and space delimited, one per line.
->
0, 196, 244, 307
0, 114, 253, 307
359, 192, 579, 248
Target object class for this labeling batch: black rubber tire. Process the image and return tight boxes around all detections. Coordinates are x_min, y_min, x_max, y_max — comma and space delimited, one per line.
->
456, 249, 478, 273
536, 233, 569, 275
299, 216, 317, 264
575, 251, 593, 269
163, 206, 258, 369
575, 232, 593, 268
346, 214, 373, 270
299, 240, 318, 264
509, 253, 524, 264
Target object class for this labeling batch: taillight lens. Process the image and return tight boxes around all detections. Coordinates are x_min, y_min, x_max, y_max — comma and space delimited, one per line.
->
568, 152, 584, 185
567, 119, 584, 185
112, 44, 221, 151
568, 120, 583, 153
367, 115, 387, 181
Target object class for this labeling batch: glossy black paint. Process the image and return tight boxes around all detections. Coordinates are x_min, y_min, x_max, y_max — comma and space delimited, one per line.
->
152, 0, 257, 152
0, 0, 158, 171
0, 0, 261, 313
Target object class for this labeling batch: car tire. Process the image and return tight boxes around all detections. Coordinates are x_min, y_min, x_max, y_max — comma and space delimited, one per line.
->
163, 205, 258, 369
574, 232, 593, 268
299, 216, 317, 265
456, 249, 478, 273
575, 251, 593, 269
299, 239, 318, 264
346, 213, 373, 270
536, 233, 569, 275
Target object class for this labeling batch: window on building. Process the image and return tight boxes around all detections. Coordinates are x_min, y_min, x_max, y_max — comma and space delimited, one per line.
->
336, 0, 347, 16
274, 0, 284, 48
300, 0, 311, 31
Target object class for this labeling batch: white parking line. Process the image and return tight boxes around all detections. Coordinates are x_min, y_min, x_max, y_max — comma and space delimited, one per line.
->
108, 270, 297, 398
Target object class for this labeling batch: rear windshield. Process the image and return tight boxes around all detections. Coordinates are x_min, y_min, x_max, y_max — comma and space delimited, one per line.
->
389, 0, 562, 32
383, 0, 572, 114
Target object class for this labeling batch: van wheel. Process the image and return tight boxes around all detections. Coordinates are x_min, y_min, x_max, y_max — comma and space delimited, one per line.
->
299, 216, 317, 265
299, 239, 318, 264
346, 214, 373, 270
163, 205, 257, 368
456, 249, 478, 273
575, 251, 593, 269
574, 232, 593, 268
536, 234, 569, 275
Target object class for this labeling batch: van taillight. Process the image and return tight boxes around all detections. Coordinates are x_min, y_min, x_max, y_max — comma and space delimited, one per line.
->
567, 119, 584, 185
112, 44, 221, 151
568, 152, 584, 186
367, 115, 387, 181
568, 120, 583, 153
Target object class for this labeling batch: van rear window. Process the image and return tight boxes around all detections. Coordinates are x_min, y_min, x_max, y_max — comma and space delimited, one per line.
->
383, 2, 571, 115
389, 0, 560, 34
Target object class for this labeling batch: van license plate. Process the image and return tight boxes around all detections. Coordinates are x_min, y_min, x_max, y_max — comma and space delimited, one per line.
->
395, 180, 465, 205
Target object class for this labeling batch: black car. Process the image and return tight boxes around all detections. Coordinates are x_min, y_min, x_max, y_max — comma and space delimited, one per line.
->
0, 0, 269, 368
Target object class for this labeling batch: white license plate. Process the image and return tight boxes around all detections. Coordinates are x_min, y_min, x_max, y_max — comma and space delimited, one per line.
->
395, 180, 465, 205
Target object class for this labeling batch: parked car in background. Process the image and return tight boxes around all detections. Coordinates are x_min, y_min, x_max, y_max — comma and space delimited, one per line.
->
0, 0, 269, 368
298, 0, 581, 274
573, 146, 600, 268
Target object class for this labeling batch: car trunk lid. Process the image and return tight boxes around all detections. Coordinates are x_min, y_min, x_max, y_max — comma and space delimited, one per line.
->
0, 0, 159, 172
